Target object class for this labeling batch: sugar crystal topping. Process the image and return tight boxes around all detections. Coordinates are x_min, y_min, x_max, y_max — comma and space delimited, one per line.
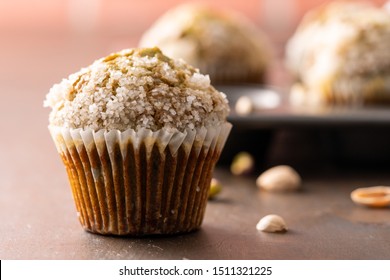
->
44, 47, 229, 131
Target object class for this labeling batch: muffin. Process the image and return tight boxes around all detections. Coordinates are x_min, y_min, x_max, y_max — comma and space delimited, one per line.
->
286, 1, 390, 106
385, 1, 390, 12
44, 47, 231, 236
139, 4, 271, 85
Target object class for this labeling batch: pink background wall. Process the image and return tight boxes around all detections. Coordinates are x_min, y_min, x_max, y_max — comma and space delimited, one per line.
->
1, 0, 388, 92
1, 0, 387, 40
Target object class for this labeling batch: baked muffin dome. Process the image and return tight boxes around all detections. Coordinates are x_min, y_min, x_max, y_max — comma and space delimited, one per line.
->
384, 1, 390, 12
139, 4, 271, 84
44, 47, 229, 131
286, 2, 390, 106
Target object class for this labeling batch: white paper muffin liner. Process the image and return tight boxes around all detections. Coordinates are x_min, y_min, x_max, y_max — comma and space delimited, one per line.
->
49, 123, 232, 236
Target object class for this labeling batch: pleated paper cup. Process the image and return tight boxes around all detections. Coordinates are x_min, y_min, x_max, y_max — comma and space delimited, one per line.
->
49, 123, 231, 236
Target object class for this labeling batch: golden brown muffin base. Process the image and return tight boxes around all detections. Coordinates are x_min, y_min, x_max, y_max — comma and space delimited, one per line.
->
59, 138, 221, 236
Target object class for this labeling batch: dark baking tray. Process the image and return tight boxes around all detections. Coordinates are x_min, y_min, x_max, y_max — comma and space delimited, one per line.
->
217, 85, 390, 169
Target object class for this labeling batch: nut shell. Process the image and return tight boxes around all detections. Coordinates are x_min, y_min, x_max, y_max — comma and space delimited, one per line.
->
351, 186, 390, 208
256, 165, 301, 192
256, 214, 288, 233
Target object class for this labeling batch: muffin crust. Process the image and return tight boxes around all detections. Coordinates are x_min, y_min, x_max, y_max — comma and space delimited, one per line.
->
44, 47, 229, 131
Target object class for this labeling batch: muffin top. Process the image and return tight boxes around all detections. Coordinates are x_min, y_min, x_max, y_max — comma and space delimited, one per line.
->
44, 47, 229, 132
285, 2, 390, 106
139, 4, 270, 82
286, 1, 390, 83
384, 1, 390, 12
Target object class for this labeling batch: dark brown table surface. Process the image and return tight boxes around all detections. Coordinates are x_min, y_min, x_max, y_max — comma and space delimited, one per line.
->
1, 34, 390, 260
2, 160, 390, 260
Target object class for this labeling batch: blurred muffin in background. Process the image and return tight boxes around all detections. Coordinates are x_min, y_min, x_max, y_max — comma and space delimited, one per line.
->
139, 4, 271, 85
286, 1, 390, 106
384, 1, 390, 12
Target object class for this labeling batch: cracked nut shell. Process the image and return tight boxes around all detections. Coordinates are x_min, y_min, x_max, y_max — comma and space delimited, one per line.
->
351, 186, 390, 208
256, 214, 288, 233
256, 165, 302, 192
